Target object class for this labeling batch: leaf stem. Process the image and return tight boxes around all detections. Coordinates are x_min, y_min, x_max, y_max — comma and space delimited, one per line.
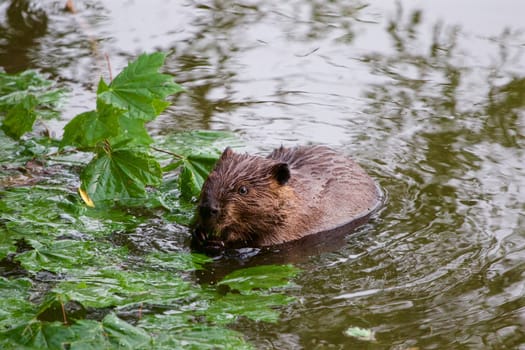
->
151, 146, 184, 159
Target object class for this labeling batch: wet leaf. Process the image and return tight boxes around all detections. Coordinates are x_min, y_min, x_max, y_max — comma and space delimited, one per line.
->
97, 52, 183, 121
0, 186, 83, 238
205, 292, 295, 324
157, 130, 242, 160
139, 314, 253, 350
16, 240, 97, 273
108, 115, 152, 148
156, 130, 243, 200
61, 102, 122, 149
1, 95, 38, 139
218, 264, 300, 293
1, 314, 152, 349
80, 149, 162, 204
0, 70, 65, 139
101, 313, 153, 348
178, 153, 219, 200
0, 230, 17, 260
146, 252, 212, 271
53, 269, 196, 309
0, 277, 35, 329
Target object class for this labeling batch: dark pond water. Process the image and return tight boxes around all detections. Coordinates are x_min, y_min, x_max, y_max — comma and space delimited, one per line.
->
2, 0, 525, 348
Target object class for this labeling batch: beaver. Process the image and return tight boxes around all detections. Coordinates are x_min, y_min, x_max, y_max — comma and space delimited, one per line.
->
192, 145, 382, 253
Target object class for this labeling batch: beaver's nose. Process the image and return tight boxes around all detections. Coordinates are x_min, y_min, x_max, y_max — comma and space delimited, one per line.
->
199, 203, 220, 218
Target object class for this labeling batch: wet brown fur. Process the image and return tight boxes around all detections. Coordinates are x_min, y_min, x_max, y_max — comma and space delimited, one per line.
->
193, 145, 381, 249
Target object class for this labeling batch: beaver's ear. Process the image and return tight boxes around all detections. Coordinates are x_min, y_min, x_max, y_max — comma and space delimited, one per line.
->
220, 147, 234, 160
271, 162, 290, 185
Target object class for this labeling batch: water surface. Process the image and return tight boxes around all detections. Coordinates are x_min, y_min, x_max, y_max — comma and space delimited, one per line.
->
1, 0, 524, 348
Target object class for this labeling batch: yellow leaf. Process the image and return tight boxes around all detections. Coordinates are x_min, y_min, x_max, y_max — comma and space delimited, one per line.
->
78, 187, 95, 208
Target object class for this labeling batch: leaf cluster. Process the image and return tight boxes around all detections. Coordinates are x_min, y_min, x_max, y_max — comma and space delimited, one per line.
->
0, 70, 64, 139
0, 52, 238, 207
0, 184, 300, 349
60, 53, 184, 205
0, 55, 300, 349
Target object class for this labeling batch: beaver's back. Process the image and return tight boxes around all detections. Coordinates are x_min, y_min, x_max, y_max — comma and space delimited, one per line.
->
268, 145, 381, 236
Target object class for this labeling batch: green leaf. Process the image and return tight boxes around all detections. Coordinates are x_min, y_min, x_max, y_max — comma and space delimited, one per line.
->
145, 252, 212, 271
218, 264, 300, 293
108, 115, 152, 148
139, 314, 253, 350
101, 313, 152, 348
16, 240, 97, 273
156, 130, 242, 163
206, 292, 295, 324
0, 70, 51, 95
0, 277, 36, 330
61, 102, 122, 149
154, 130, 243, 200
97, 53, 183, 121
1, 95, 38, 139
0, 186, 83, 239
0, 70, 65, 139
1, 315, 152, 350
81, 149, 162, 204
3, 321, 76, 350
178, 153, 220, 200
52, 269, 196, 309
0, 225, 18, 260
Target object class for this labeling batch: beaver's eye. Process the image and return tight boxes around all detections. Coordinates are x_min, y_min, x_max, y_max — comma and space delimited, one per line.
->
238, 185, 248, 195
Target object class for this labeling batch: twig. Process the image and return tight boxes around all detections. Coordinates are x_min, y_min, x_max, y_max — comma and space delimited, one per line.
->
61, 301, 69, 325
105, 53, 113, 81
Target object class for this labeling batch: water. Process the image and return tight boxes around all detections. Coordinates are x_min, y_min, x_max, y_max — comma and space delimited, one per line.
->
1, 0, 524, 348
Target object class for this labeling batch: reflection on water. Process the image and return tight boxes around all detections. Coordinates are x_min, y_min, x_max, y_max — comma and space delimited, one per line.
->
1, 0, 525, 348
0, 0, 48, 72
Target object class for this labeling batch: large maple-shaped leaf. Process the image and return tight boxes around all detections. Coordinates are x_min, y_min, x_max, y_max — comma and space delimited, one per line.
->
107, 115, 152, 148
97, 52, 183, 121
81, 149, 162, 204
156, 131, 243, 200
178, 153, 220, 200
61, 101, 122, 149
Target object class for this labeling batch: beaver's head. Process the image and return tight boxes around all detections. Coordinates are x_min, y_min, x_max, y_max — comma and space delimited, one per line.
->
192, 147, 291, 254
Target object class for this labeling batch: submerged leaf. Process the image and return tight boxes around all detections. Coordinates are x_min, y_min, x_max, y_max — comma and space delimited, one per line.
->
206, 292, 294, 324
218, 264, 300, 293
146, 252, 212, 271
